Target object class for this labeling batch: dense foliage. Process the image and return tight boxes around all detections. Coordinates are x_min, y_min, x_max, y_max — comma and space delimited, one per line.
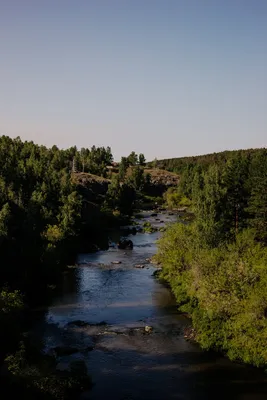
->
156, 148, 267, 367
0, 136, 113, 289
154, 148, 263, 175
0, 136, 150, 398
0, 137, 148, 286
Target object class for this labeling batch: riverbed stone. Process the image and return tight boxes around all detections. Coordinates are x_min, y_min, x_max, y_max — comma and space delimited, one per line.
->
67, 320, 107, 328
68, 319, 89, 328
68, 320, 89, 327
144, 325, 153, 333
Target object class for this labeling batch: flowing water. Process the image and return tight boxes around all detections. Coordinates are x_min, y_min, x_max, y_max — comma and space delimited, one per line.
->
36, 212, 267, 399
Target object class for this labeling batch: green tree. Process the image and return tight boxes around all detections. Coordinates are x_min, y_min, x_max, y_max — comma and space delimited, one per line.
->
127, 151, 138, 166
128, 166, 145, 191
118, 157, 129, 181
193, 165, 225, 247
138, 153, 146, 166
221, 154, 250, 237
247, 150, 267, 242
0, 203, 11, 239
106, 175, 136, 215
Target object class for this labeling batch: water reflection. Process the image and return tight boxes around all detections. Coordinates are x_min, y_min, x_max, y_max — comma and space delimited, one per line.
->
47, 264, 174, 326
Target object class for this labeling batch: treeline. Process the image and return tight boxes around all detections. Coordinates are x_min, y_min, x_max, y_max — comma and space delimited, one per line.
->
154, 148, 264, 175
157, 148, 267, 367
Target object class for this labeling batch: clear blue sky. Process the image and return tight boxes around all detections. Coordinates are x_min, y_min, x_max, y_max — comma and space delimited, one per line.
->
0, 0, 266, 161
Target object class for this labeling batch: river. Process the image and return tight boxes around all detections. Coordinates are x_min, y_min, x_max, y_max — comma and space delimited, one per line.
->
35, 211, 267, 399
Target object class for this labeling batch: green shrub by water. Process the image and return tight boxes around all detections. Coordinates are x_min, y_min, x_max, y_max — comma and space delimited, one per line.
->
156, 223, 267, 367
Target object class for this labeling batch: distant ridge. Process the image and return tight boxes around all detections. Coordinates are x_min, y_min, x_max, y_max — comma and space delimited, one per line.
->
150, 148, 267, 174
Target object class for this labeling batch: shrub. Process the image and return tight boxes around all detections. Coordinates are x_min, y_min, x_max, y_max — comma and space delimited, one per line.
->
157, 223, 267, 367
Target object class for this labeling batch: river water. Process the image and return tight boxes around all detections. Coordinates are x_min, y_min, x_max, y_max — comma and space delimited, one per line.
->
36, 212, 267, 399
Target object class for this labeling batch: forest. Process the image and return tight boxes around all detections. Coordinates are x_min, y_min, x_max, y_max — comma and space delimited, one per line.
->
0, 135, 149, 398
0, 136, 149, 289
154, 148, 264, 175
156, 148, 267, 367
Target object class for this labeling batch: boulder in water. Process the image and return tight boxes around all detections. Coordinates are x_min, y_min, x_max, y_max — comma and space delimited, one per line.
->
67, 320, 89, 327
117, 239, 133, 249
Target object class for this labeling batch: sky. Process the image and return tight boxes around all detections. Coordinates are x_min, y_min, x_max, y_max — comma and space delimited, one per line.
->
0, 0, 266, 161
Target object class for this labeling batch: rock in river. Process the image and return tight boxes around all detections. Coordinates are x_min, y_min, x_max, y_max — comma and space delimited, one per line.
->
144, 325, 153, 334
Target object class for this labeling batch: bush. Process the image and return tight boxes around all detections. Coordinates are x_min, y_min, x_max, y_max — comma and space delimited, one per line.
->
157, 223, 267, 367
163, 188, 191, 209
4, 342, 92, 399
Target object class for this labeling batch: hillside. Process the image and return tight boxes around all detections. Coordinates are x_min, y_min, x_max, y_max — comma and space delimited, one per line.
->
144, 168, 180, 187
73, 168, 180, 199
72, 172, 110, 193
153, 148, 266, 174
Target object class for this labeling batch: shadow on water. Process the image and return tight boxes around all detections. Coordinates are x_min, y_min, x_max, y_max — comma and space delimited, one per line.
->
82, 348, 267, 400
36, 314, 267, 400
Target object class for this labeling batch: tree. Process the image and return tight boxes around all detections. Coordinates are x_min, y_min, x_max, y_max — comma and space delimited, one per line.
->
72, 157, 77, 173
127, 151, 138, 166
119, 184, 136, 215
0, 203, 11, 240
193, 165, 225, 247
138, 153, 146, 166
106, 175, 136, 215
221, 154, 250, 237
144, 172, 152, 189
118, 157, 129, 181
247, 150, 267, 243
80, 148, 87, 172
128, 166, 144, 191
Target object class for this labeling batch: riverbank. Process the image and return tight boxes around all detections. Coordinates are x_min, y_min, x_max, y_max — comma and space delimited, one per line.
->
27, 210, 267, 400
156, 220, 267, 371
